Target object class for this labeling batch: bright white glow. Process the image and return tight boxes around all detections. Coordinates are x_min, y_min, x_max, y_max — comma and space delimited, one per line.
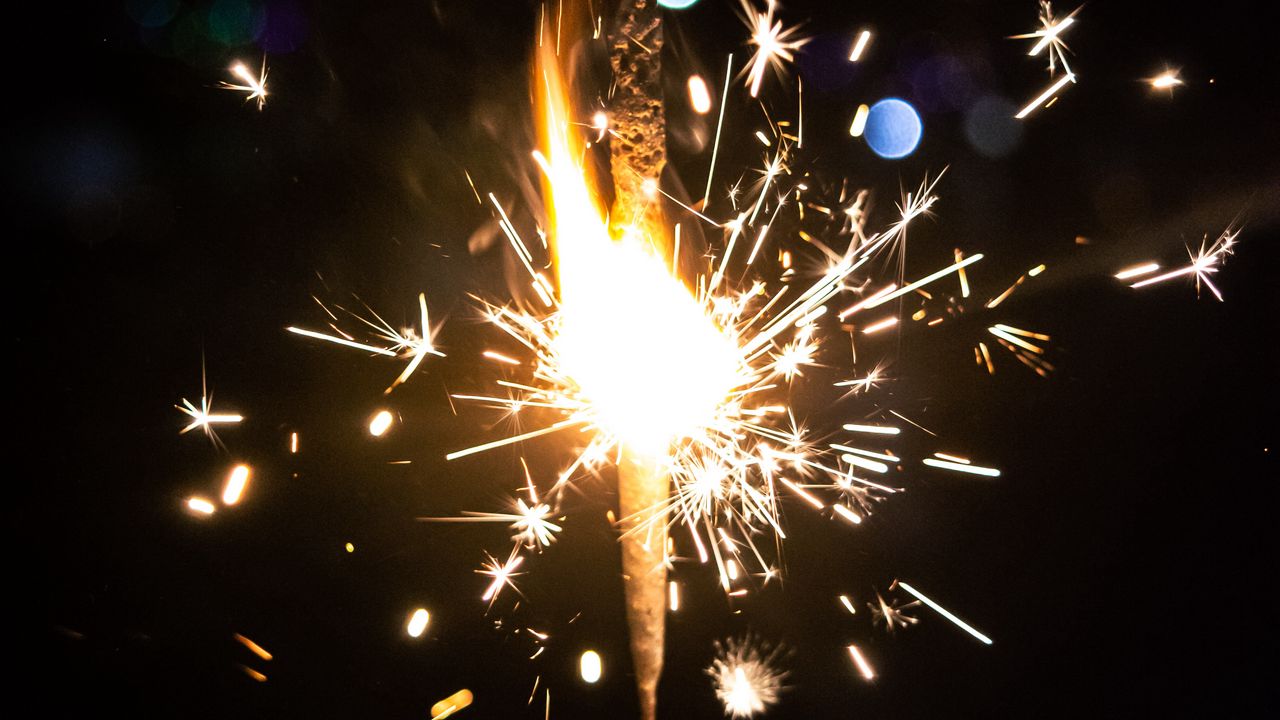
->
1150, 70, 1183, 89
669, 581, 680, 611
839, 594, 857, 614
407, 608, 430, 637
187, 497, 216, 515
541, 63, 742, 454
369, 410, 394, 437
922, 458, 1000, 477
833, 504, 862, 524
579, 650, 602, 683
897, 582, 993, 645
221, 464, 250, 505
861, 317, 898, 335
848, 30, 872, 61
843, 423, 900, 435
688, 74, 713, 114
1115, 262, 1160, 280
842, 453, 888, 474
1028, 17, 1074, 56
290, 432, 298, 454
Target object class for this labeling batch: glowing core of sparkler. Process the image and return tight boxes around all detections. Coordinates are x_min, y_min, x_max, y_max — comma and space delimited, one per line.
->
539, 56, 741, 454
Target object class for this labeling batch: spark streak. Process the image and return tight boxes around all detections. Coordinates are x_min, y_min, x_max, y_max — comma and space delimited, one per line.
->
897, 582, 993, 644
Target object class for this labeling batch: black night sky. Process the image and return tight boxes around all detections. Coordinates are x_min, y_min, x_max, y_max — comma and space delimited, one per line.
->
14, 0, 1279, 717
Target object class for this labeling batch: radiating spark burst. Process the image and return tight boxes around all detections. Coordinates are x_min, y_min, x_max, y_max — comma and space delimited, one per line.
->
287, 292, 445, 394
478, 548, 525, 606
869, 590, 919, 632
1129, 226, 1239, 301
220, 59, 269, 110
176, 362, 242, 442
1010, 2, 1079, 76
707, 635, 787, 718
739, 0, 808, 98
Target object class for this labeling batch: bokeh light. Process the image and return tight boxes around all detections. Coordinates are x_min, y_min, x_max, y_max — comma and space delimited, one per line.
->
963, 96, 1023, 158
657, 0, 700, 9
864, 98, 922, 159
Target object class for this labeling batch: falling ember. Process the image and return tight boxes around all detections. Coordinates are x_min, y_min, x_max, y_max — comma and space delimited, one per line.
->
186, 497, 216, 515
847, 30, 872, 62
579, 650, 603, 683
406, 608, 430, 638
669, 581, 681, 611
240, 665, 268, 682
289, 431, 298, 454
688, 75, 713, 114
430, 689, 474, 720
234, 633, 273, 662
221, 464, 250, 505
846, 644, 875, 680
368, 410, 394, 437
839, 594, 857, 614
897, 582, 993, 645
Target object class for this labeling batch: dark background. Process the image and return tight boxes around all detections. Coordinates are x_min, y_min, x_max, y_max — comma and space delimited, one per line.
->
11, 0, 1278, 717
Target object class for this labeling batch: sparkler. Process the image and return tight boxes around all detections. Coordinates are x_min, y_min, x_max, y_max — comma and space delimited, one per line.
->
184, 1, 1250, 714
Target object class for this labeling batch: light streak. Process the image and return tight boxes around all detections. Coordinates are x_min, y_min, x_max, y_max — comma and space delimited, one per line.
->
933, 452, 970, 464
861, 317, 897, 334
221, 464, 250, 505
290, 432, 298, 454
240, 666, 268, 682
848, 30, 872, 62
843, 423, 899, 435
1115, 262, 1160, 280
669, 581, 680, 611
287, 326, 397, 356
234, 633, 273, 661
839, 594, 857, 614
1016, 73, 1076, 119
186, 497, 216, 515
833, 503, 862, 524
483, 350, 521, 365
864, 255, 985, 309
407, 608, 430, 638
580, 650, 603, 683
846, 644, 875, 680
896, 582, 993, 645
1150, 70, 1183, 90
1129, 227, 1237, 300
922, 458, 1001, 477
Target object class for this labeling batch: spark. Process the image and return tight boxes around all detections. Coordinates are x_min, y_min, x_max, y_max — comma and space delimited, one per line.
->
848, 104, 869, 137
233, 633, 273, 661
407, 608, 430, 638
1010, 2, 1079, 76
922, 458, 1001, 477
290, 432, 298, 454
847, 30, 872, 62
707, 635, 787, 718
430, 690, 474, 720
846, 644, 875, 680
287, 292, 444, 394
897, 581, 993, 645
579, 650, 603, 683
1016, 73, 1076, 119
863, 254, 985, 309
177, 363, 243, 441
220, 58, 268, 110
240, 666, 268, 682
478, 549, 525, 605
186, 497, 216, 515
1115, 262, 1160, 280
369, 410, 394, 437
861, 317, 898, 335
688, 74, 713, 114
740, 0, 809, 98
843, 423, 899, 435
839, 594, 857, 614
869, 590, 919, 632
1129, 226, 1238, 300
669, 581, 681, 611
221, 464, 250, 505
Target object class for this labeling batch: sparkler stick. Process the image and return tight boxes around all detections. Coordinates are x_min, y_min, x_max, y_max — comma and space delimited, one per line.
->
618, 451, 668, 720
